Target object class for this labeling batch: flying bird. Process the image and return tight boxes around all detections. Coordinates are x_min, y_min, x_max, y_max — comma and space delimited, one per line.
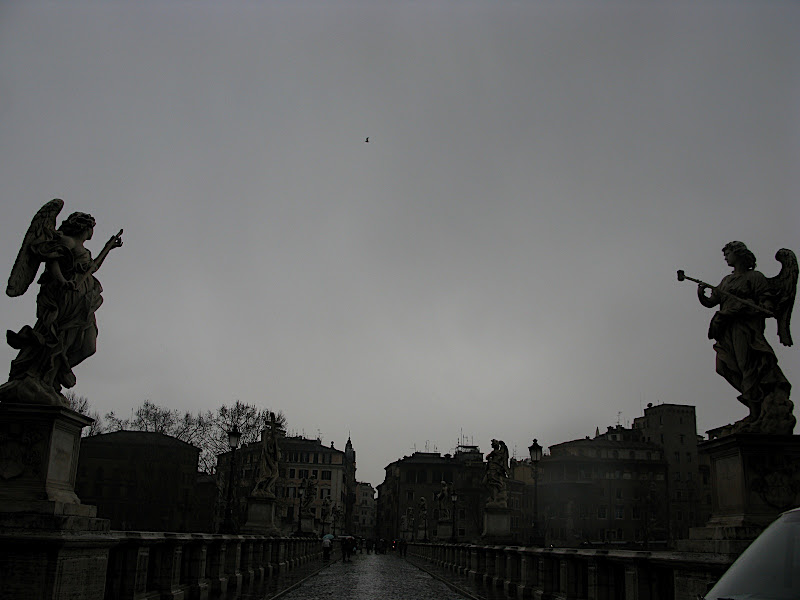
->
365, 137, 369, 143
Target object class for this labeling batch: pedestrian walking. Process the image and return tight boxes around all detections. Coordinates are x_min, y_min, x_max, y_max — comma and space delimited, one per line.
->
322, 536, 332, 561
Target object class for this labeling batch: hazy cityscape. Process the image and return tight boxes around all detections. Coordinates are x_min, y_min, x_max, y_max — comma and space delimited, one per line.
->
1, 2, 798, 599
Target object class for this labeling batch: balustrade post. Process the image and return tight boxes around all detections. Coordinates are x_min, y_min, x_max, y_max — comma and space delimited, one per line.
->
558, 553, 586, 599
518, 549, 535, 599
183, 535, 209, 600
470, 546, 485, 581
275, 538, 287, 572
538, 551, 557, 596
492, 546, 506, 588
503, 547, 520, 597
239, 539, 255, 590
625, 559, 654, 600
262, 538, 273, 579
152, 535, 185, 600
205, 539, 228, 599
249, 539, 265, 585
465, 546, 476, 577
484, 547, 496, 586
105, 537, 151, 600
224, 537, 242, 594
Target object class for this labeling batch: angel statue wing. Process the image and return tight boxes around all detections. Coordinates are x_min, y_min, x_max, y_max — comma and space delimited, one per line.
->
6, 199, 64, 297
768, 248, 798, 347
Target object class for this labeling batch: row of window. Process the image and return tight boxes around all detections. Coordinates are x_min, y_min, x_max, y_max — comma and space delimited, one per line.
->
280, 486, 334, 499
402, 470, 453, 484
547, 470, 666, 482
281, 468, 334, 480
284, 451, 336, 465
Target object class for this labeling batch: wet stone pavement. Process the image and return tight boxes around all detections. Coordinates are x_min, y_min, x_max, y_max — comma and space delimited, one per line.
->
253, 552, 476, 600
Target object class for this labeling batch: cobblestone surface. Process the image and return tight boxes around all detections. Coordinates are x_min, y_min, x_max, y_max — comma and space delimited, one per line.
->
268, 553, 471, 600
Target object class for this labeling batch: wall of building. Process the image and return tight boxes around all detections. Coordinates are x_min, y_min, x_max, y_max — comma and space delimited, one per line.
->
76, 431, 202, 532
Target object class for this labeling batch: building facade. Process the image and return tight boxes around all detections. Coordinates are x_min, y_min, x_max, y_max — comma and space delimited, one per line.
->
216, 430, 356, 535
633, 403, 712, 540
353, 482, 377, 538
76, 431, 205, 532
377, 445, 522, 543
539, 427, 669, 547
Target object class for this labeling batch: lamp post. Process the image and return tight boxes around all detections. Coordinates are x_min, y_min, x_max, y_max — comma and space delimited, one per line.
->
296, 485, 305, 535
222, 425, 241, 534
331, 504, 341, 536
528, 438, 542, 546
450, 490, 458, 543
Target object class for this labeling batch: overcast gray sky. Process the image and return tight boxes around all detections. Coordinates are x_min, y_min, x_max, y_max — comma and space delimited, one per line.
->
1, 1, 798, 488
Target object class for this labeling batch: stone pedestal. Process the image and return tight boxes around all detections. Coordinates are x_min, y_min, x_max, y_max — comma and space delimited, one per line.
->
482, 506, 512, 544
436, 520, 453, 542
679, 433, 800, 555
300, 515, 315, 535
241, 495, 279, 535
0, 402, 113, 599
0, 403, 96, 514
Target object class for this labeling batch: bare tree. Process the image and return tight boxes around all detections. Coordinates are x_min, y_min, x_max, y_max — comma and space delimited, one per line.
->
63, 390, 106, 437
103, 398, 286, 474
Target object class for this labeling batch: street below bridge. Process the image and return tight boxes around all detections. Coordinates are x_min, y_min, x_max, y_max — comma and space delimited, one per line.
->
246, 552, 494, 600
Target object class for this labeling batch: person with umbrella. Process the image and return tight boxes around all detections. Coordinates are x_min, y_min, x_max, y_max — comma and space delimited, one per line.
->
322, 534, 334, 561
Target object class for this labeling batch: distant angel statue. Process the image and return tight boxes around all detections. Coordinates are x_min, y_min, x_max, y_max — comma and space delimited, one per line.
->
483, 438, 510, 507
0, 199, 123, 405
678, 242, 797, 435
251, 416, 281, 498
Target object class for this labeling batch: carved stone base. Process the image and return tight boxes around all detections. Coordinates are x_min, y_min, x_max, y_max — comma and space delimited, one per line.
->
300, 515, 315, 535
0, 401, 113, 598
241, 495, 279, 535
436, 520, 452, 541
0, 402, 95, 513
482, 506, 512, 544
678, 433, 800, 554
416, 524, 428, 541
0, 514, 113, 600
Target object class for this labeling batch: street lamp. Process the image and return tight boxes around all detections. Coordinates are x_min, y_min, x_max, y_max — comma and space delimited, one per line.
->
450, 490, 458, 543
528, 438, 542, 546
296, 485, 305, 535
222, 425, 241, 533
331, 504, 341, 536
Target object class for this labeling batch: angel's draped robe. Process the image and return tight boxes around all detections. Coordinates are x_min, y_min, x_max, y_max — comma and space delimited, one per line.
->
707, 269, 790, 416
7, 234, 102, 391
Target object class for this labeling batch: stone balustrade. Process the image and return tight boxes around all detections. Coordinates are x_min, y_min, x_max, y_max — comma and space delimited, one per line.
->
408, 542, 733, 600
104, 532, 321, 600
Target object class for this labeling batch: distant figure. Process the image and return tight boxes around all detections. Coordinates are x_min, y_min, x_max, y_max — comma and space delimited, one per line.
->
341, 536, 352, 562
692, 242, 797, 435
322, 536, 332, 561
365, 137, 369, 143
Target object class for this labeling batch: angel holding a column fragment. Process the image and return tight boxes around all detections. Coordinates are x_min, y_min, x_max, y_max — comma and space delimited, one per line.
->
680, 241, 797, 435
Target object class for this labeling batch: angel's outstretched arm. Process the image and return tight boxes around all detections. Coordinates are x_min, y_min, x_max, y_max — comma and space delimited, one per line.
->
91, 230, 124, 272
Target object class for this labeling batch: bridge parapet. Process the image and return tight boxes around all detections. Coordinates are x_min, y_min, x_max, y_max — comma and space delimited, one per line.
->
105, 532, 320, 600
408, 542, 732, 600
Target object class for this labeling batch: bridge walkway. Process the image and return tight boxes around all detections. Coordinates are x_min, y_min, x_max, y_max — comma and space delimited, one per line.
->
242, 551, 505, 600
